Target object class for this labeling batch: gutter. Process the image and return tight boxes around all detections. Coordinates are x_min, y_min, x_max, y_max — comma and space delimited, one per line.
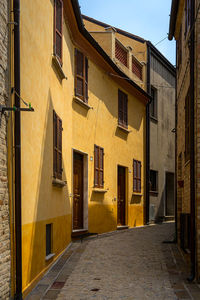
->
188, 0, 196, 282
168, 0, 179, 40
13, 0, 22, 298
71, 0, 150, 103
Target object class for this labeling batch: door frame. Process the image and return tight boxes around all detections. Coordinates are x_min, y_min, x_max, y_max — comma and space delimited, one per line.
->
117, 164, 128, 226
72, 149, 88, 231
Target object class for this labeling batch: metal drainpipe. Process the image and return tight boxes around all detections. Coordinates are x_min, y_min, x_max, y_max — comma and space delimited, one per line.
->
13, 0, 22, 298
188, 0, 195, 282
145, 43, 150, 224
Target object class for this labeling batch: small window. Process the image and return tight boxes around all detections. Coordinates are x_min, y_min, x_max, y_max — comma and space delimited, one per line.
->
94, 145, 104, 188
75, 49, 88, 102
118, 89, 128, 128
115, 40, 128, 67
185, 89, 190, 162
54, 0, 63, 64
150, 170, 158, 192
133, 159, 141, 193
46, 224, 52, 256
150, 86, 157, 119
132, 57, 142, 80
53, 110, 62, 180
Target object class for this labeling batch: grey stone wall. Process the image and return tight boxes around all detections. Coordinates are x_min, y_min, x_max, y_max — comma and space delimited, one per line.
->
0, 0, 11, 298
149, 54, 176, 221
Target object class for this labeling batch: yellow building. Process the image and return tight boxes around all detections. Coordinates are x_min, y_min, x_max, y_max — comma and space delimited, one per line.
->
9, 0, 150, 297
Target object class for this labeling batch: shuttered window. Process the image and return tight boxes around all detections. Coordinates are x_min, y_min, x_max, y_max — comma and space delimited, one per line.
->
185, 90, 190, 162
115, 40, 128, 67
54, 0, 63, 64
75, 49, 88, 102
53, 111, 62, 179
118, 90, 128, 128
94, 145, 104, 188
46, 224, 52, 256
133, 160, 141, 193
132, 57, 143, 80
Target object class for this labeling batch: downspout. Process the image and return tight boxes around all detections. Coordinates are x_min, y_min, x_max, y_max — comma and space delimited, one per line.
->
145, 43, 151, 224
188, 0, 196, 282
174, 49, 177, 243
13, 0, 22, 298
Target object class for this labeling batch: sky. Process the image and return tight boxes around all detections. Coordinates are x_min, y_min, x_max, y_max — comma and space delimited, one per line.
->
78, 0, 176, 66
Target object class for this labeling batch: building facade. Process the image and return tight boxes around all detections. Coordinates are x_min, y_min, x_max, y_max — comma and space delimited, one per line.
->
169, 0, 200, 281
0, 0, 11, 299
83, 16, 176, 223
9, 0, 149, 297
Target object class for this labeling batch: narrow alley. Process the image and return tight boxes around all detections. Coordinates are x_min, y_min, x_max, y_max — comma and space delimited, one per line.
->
26, 223, 200, 300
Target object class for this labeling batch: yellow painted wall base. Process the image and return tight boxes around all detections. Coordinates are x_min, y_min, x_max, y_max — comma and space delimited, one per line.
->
22, 214, 71, 293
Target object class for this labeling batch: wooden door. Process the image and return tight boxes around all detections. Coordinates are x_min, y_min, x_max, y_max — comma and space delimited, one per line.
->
73, 152, 84, 229
117, 166, 126, 225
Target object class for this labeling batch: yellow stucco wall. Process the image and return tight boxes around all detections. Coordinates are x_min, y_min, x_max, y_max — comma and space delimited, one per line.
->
16, 0, 146, 294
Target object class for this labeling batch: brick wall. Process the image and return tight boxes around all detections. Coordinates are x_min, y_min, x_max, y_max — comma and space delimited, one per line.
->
0, 0, 11, 298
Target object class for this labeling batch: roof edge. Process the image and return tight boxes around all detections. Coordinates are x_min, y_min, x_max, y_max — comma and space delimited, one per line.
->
71, 1, 150, 102
147, 41, 176, 74
168, 0, 179, 40
82, 14, 146, 44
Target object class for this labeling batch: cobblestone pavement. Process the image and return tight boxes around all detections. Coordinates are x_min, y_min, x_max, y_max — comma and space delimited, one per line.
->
26, 222, 200, 300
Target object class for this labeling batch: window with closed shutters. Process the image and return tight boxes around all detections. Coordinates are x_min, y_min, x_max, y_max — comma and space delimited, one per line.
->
54, 0, 63, 64
133, 160, 141, 193
118, 89, 128, 128
150, 86, 157, 119
94, 145, 104, 188
115, 40, 128, 67
75, 49, 88, 102
53, 110, 62, 179
132, 57, 143, 80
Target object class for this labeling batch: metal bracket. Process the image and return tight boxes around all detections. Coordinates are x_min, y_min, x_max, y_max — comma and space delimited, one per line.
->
0, 105, 34, 113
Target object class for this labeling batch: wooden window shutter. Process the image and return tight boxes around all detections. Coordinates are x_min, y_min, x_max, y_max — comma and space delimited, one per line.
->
85, 57, 88, 102
137, 161, 141, 192
53, 110, 62, 179
94, 145, 104, 188
118, 90, 128, 128
115, 40, 128, 67
54, 0, 63, 64
133, 159, 141, 193
132, 57, 143, 80
99, 147, 104, 188
75, 49, 88, 102
94, 145, 99, 187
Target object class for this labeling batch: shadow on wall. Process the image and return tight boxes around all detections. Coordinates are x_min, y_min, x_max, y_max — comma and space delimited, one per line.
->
24, 90, 71, 290
88, 67, 143, 132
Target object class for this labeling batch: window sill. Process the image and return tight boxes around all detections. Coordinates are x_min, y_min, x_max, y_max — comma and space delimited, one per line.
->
93, 188, 108, 193
73, 97, 93, 110
117, 124, 130, 133
150, 116, 158, 123
52, 55, 67, 81
52, 177, 66, 188
45, 253, 55, 261
150, 191, 158, 196
132, 193, 142, 196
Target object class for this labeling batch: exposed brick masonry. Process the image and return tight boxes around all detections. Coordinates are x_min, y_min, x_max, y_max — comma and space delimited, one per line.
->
0, 0, 11, 298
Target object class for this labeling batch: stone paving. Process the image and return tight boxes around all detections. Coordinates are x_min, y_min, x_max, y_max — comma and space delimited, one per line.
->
26, 222, 200, 300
